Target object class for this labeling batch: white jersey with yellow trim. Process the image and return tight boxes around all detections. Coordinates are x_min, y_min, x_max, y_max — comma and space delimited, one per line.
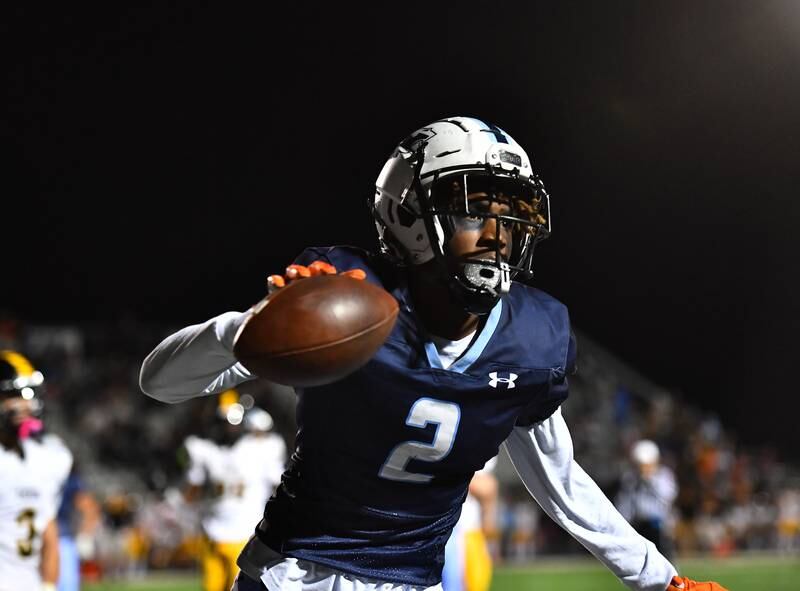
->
0, 434, 73, 591
185, 432, 286, 543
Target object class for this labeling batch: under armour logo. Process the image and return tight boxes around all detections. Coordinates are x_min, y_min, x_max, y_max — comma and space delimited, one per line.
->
488, 372, 518, 389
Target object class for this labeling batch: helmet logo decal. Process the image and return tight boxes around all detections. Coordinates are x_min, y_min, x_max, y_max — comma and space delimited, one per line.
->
399, 128, 437, 151
481, 121, 509, 144
396, 203, 417, 228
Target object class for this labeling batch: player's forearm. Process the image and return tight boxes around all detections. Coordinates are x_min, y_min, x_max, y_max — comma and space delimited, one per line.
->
139, 310, 255, 403
469, 472, 499, 533
75, 491, 102, 534
40, 519, 59, 585
503, 408, 677, 591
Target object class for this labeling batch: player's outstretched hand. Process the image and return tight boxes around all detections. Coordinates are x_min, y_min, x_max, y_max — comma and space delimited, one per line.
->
267, 261, 366, 293
667, 576, 729, 591
250, 261, 366, 315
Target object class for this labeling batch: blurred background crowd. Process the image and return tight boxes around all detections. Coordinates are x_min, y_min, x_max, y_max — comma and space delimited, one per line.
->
1, 313, 798, 584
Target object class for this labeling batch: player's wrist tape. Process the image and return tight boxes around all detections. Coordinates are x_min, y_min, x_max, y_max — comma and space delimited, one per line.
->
42, 583, 57, 591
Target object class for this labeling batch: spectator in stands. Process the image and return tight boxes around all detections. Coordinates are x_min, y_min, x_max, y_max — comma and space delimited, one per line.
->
776, 482, 800, 553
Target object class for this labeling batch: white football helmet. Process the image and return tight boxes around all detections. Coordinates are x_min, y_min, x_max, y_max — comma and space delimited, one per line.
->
244, 407, 274, 433
631, 440, 660, 465
371, 116, 551, 314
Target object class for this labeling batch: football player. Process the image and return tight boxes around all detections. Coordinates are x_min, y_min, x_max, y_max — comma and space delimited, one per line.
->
0, 350, 73, 591
182, 390, 286, 591
140, 117, 727, 591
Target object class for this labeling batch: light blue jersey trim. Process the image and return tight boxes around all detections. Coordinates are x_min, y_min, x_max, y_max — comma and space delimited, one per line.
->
424, 340, 445, 369
442, 528, 464, 591
423, 299, 503, 373
467, 117, 490, 132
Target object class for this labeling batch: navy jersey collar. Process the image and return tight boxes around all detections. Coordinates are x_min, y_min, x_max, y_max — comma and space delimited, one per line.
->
423, 299, 503, 373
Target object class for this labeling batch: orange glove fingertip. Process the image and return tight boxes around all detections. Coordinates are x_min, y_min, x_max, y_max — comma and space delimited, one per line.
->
286, 264, 311, 279
668, 576, 728, 591
341, 269, 367, 280
308, 260, 337, 276
267, 274, 286, 288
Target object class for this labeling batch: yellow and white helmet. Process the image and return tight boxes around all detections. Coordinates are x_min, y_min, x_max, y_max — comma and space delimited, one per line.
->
0, 350, 45, 439
0, 350, 44, 400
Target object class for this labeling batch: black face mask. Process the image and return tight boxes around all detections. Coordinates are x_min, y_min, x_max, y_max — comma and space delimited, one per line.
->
0, 411, 16, 444
209, 421, 242, 446
0, 395, 44, 444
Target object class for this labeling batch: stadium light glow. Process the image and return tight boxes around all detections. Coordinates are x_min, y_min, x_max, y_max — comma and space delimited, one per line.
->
226, 403, 245, 425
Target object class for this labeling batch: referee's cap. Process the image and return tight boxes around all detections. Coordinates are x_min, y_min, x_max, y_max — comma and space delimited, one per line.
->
631, 439, 660, 464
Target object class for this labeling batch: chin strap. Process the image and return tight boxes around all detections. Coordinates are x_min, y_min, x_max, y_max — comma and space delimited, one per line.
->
500, 261, 511, 292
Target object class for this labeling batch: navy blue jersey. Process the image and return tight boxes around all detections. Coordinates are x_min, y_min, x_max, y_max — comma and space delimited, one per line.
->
256, 246, 576, 585
57, 469, 83, 537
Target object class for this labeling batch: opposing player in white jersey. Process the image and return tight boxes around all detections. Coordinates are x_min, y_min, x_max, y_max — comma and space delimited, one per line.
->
183, 390, 287, 591
0, 350, 73, 591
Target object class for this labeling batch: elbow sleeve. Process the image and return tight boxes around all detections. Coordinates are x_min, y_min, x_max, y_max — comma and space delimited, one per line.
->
139, 311, 253, 403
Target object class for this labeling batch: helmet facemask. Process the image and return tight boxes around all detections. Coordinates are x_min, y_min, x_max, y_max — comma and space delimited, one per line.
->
420, 167, 551, 315
0, 357, 45, 443
371, 117, 552, 316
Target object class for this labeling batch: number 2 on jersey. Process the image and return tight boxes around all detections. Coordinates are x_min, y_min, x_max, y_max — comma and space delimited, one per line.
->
379, 398, 460, 483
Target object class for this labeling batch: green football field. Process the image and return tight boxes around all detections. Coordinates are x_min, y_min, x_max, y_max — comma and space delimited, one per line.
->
85, 554, 800, 591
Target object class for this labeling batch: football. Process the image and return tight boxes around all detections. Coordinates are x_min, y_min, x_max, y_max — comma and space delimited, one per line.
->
233, 274, 399, 387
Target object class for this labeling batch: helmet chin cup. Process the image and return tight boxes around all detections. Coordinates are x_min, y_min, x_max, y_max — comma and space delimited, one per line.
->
450, 261, 511, 316
463, 261, 511, 296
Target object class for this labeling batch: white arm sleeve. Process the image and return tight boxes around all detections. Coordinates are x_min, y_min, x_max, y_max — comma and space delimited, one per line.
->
139, 310, 256, 403
183, 436, 208, 486
503, 407, 677, 591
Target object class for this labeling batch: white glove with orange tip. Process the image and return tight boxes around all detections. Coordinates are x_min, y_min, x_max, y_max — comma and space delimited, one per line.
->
667, 576, 729, 591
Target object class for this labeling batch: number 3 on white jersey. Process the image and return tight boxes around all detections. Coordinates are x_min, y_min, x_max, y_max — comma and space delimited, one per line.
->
379, 398, 461, 483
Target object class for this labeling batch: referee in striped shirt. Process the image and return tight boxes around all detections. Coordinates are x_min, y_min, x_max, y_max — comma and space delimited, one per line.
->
615, 440, 678, 557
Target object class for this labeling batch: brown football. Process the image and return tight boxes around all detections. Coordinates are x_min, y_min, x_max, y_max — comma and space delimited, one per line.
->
233, 274, 399, 387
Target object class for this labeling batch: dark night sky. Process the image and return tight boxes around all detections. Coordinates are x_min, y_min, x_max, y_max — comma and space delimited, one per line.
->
4, 4, 800, 456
